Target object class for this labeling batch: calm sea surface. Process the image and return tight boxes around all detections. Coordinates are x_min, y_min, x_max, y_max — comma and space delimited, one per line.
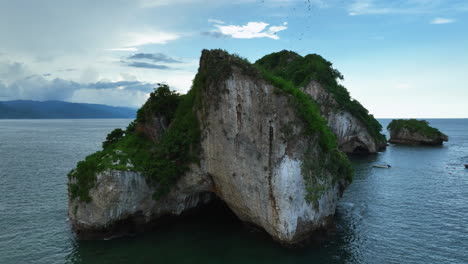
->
0, 119, 467, 264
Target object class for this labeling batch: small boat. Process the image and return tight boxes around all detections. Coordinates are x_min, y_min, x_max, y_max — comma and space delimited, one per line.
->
465, 164, 468, 169
373, 164, 391, 168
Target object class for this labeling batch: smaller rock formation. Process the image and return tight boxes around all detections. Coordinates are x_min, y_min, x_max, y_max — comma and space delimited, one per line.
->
302, 80, 387, 153
387, 119, 448, 145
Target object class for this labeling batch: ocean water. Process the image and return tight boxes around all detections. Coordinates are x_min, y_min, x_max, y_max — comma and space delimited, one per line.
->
0, 119, 467, 264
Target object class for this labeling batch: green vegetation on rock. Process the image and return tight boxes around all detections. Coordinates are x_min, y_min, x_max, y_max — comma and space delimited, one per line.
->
200, 49, 352, 204
301, 148, 351, 208
102, 128, 125, 149
68, 83, 201, 202
146, 82, 201, 199
68, 49, 353, 205
136, 84, 181, 124
68, 132, 154, 202
255, 63, 352, 204
255, 50, 386, 144
387, 119, 445, 138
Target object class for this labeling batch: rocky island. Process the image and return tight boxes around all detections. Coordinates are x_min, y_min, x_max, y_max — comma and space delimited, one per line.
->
67, 49, 386, 245
387, 119, 448, 145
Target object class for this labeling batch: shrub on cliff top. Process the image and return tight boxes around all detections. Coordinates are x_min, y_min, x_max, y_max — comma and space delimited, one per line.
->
136, 83, 181, 124
102, 128, 125, 149
387, 119, 445, 138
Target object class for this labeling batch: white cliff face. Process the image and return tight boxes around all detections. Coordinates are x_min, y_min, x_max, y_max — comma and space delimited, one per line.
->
68, 165, 213, 233
303, 81, 384, 153
197, 58, 347, 244
271, 156, 341, 242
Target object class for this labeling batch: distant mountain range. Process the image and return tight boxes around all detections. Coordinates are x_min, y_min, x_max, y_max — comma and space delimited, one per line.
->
0, 100, 136, 119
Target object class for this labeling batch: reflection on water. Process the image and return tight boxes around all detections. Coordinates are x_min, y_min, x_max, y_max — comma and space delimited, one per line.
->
1, 119, 467, 264
68, 203, 357, 264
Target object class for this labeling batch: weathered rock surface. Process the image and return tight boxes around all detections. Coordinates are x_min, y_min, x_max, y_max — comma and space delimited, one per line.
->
195, 50, 348, 243
387, 119, 448, 146
303, 81, 386, 153
69, 166, 213, 236
388, 128, 448, 145
69, 49, 358, 245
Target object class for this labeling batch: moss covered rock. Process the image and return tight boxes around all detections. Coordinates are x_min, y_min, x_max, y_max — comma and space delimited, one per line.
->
388, 119, 448, 145
68, 49, 360, 245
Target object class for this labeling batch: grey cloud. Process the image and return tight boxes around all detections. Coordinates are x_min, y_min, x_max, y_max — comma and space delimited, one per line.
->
201, 31, 229, 38
0, 76, 157, 103
122, 53, 179, 70
0, 82, 8, 100
88, 81, 141, 89
0, 0, 137, 56
126, 62, 172, 69
0, 76, 80, 101
24, 74, 39, 80
88, 81, 155, 92
35, 55, 55, 62
0, 61, 30, 82
127, 53, 181, 63
59, 68, 76, 72
42, 73, 52, 77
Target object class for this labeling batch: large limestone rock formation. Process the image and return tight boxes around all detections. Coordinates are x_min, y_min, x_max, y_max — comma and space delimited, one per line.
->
196, 50, 348, 243
68, 49, 366, 245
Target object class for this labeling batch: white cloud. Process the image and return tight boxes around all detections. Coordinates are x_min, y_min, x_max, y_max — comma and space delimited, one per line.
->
430, 17, 455, 24
106, 47, 139, 52
214, 22, 288, 40
122, 31, 180, 47
105, 31, 180, 52
208, 19, 225, 24
348, 0, 395, 16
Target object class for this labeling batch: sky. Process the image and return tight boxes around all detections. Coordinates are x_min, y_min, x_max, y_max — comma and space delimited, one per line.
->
0, 0, 467, 118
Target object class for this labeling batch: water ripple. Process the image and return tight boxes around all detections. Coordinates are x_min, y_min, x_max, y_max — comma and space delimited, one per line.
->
1, 119, 468, 264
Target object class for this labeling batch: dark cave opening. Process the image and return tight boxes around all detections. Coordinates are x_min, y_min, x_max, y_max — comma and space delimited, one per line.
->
73, 193, 246, 240
352, 146, 370, 155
